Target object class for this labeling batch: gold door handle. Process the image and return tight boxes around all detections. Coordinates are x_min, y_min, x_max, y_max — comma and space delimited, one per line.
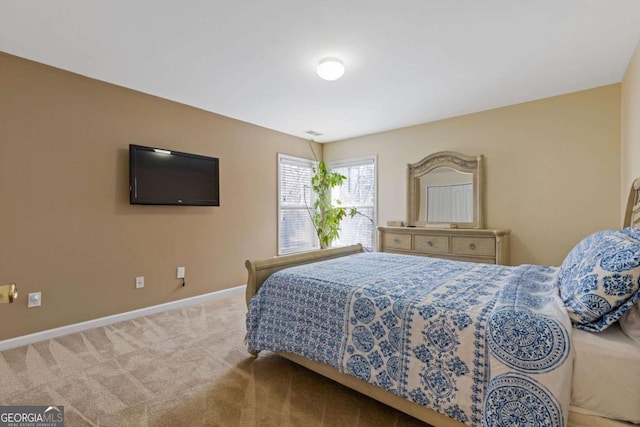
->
0, 283, 18, 303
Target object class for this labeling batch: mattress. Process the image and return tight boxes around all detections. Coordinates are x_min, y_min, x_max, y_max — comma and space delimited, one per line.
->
571, 323, 640, 424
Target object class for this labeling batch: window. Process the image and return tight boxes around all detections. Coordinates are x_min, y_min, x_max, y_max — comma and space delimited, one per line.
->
329, 157, 377, 251
277, 154, 318, 254
277, 154, 377, 255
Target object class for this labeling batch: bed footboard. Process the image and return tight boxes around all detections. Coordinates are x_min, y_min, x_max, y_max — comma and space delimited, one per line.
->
244, 243, 364, 306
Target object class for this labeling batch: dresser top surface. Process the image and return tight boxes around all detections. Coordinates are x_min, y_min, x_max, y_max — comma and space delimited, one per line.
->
378, 226, 511, 236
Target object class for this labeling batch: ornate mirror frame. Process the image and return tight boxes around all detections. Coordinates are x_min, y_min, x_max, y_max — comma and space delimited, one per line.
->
407, 151, 485, 228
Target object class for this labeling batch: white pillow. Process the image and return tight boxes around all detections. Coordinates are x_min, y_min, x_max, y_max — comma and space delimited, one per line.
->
620, 302, 640, 345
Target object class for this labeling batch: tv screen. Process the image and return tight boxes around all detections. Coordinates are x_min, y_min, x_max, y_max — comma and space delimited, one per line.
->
129, 144, 219, 206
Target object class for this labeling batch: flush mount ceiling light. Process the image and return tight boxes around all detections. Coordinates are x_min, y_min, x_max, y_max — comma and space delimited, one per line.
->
316, 57, 345, 81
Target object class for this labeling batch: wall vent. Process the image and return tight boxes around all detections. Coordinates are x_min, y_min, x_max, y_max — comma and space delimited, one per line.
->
304, 130, 323, 137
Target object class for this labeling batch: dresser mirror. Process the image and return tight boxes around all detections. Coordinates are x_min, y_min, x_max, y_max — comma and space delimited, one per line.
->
407, 151, 484, 228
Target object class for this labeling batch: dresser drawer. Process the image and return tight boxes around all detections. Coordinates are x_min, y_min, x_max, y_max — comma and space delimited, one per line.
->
451, 236, 495, 256
378, 226, 510, 265
414, 235, 449, 254
382, 233, 412, 250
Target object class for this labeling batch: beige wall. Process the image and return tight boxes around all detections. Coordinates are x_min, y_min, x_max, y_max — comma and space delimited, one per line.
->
0, 53, 317, 340
0, 49, 629, 341
325, 85, 621, 267
622, 41, 640, 219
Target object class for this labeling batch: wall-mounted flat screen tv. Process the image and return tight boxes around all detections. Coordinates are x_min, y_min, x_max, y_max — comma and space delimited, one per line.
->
129, 144, 219, 206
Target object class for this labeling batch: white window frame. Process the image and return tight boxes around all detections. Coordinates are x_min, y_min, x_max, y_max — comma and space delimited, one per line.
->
277, 153, 319, 255
328, 155, 377, 251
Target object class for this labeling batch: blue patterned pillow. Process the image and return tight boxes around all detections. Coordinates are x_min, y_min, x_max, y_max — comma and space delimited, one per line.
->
559, 229, 640, 332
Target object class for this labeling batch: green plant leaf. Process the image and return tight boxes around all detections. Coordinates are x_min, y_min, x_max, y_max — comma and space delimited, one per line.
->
308, 156, 373, 249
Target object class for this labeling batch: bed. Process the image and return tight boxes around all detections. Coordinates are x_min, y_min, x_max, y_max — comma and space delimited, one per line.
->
244, 178, 640, 427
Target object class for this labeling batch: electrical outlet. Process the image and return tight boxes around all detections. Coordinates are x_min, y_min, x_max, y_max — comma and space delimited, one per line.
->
136, 276, 144, 289
177, 267, 185, 279
28, 292, 42, 308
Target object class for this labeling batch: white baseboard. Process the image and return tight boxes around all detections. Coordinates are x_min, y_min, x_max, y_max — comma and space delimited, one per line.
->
0, 285, 246, 352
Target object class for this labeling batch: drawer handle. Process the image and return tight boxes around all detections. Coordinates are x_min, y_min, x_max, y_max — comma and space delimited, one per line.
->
469, 243, 476, 250
427, 241, 433, 246
393, 238, 400, 244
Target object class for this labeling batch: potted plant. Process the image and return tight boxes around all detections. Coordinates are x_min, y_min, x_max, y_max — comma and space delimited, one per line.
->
308, 142, 372, 249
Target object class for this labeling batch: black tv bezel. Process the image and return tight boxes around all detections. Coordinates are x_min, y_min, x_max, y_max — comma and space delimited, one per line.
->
129, 144, 220, 206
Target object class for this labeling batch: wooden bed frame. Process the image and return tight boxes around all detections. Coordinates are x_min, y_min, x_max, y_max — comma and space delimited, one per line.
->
244, 178, 640, 427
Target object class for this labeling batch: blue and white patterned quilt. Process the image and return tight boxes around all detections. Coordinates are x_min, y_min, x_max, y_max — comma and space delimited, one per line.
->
246, 252, 572, 427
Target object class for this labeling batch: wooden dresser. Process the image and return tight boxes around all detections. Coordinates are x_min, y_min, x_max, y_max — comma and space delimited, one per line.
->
378, 226, 511, 265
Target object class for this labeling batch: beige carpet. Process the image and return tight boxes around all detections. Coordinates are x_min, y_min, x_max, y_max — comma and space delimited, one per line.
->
0, 288, 426, 426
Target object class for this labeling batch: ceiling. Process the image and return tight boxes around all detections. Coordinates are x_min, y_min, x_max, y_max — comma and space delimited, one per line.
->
1, 1, 640, 143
